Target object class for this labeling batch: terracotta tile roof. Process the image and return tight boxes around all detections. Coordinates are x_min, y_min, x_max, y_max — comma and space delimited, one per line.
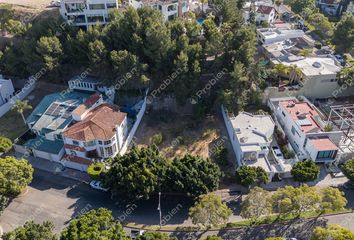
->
257, 5, 275, 14
63, 154, 92, 166
73, 93, 101, 116
64, 103, 127, 142
64, 144, 86, 152
280, 101, 321, 133
309, 137, 338, 151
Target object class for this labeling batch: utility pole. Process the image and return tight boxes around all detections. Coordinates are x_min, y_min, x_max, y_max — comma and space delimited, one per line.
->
158, 192, 162, 229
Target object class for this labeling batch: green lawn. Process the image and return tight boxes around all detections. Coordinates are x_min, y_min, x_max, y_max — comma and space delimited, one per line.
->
0, 109, 29, 140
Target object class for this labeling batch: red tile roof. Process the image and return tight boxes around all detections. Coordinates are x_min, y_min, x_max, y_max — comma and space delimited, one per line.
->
280, 101, 321, 133
84, 93, 100, 106
64, 144, 85, 152
64, 103, 127, 142
309, 137, 338, 151
257, 5, 275, 14
63, 154, 92, 166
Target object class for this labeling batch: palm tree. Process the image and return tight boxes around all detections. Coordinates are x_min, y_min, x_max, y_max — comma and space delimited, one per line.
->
288, 64, 303, 85
199, 0, 208, 14
274, 64, 290, 79
12, 100, 32, 126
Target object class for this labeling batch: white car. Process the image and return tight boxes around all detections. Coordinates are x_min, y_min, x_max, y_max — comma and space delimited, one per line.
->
130, 230, 145, 239
89, 180, 109, 192
272, 146, 284, 160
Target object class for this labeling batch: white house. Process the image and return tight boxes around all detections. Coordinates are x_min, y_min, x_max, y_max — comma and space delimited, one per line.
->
59, 0, 118, 28
128, 0, 189, 21
0, 75, 14, 106
256, 28, 305, 45
269, 97, 343, 162
222, 106, 292, 180
62, 103, 128, 171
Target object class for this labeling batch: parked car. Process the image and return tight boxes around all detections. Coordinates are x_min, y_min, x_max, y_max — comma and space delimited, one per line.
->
335, 54, 345, 66
271, 146, 284, 160
130, 229, 145, 239
89, 180, 109, 192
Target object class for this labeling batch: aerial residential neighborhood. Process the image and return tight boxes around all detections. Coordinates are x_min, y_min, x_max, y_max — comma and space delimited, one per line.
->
0, 0, 353, 239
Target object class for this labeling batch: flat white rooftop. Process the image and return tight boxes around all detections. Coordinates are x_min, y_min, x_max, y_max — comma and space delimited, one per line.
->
244, 155, 273, 173
230, 112, 275, 144
276, 56, 342, 76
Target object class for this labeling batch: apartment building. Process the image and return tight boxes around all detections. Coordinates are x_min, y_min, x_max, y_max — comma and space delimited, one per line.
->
59, 0, 119, 27
128, 0, 189, 21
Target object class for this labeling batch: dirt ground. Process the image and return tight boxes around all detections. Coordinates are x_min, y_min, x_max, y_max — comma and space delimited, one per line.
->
0, 0, 54, 10
134, 106, 236, 184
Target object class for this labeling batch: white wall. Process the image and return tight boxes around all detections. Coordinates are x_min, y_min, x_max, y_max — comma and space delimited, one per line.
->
0, 78, 36, 118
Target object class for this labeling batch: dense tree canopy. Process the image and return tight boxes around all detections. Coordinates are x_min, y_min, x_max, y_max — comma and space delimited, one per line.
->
189, 193, 232, 227
3, 221, 56, 240
0, 156, 33, 197
311, 225, 354, 240
0, 136, 12, 153
136, 231, 176, 240
60, 208, 128, 240
235, 165, 268, 187
291, 160, 320, 183
167, 154, 222, 197
104, 146, 222, 201
332, 14, 354, 53
240, 187, 272, 221
342, 158, 354, 182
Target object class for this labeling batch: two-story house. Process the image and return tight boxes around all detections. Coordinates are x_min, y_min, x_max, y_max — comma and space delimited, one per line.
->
59, 0, 119, 28
62, 103, 128, 171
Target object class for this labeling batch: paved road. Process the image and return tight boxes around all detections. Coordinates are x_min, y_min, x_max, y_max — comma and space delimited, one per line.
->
0, 169, 194, 234
0, 169, 354, 239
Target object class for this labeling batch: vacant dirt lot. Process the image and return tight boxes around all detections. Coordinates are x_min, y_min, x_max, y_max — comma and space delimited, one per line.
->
0, 0, 53, 10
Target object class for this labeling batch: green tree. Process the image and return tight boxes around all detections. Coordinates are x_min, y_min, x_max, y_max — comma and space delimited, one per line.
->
4, 19, 28, 36
87, 163, 105, 180
265, 238, 285, 240
167, 154, 222, 197
0, 156, 33, 197
307, 13, 333, 39
36, 36, 63, 71
332, 13, 354, 53
0, 136, 12, 153
0, 194, 9, 214
291, 160, 320, 183
137, 231, 176, 240
203, 15, 223, 59
12, 100, 32, 125
311, 225, 354, 240
60, 208, 128, 240
272, 185, 321, 216
3, 221, 56, 240
189, 193, 232, 227
320, 186, 347, 213
104, 146, 170, 201
286, 0, 315, 14
235, 166, 268, 187
342, 158, 354, 182
240, 187, 272, 222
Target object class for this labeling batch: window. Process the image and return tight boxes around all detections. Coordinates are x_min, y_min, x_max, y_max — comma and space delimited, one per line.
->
317, 150, 332, 159
105, 146, 113, 156
282, 111, 286, 117
291, 126, 296, 136
85, 141, 95, 147
100, 147, 104, 156
72, 140, 79, 145
89, 4, 105, 9
106, 3, 117, 8
98, 140, 103, 144
104, 140, 111, 145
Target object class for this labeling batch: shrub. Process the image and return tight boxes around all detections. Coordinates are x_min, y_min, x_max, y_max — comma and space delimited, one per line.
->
0, 136, 12, 153
150, 132, 163, 146
342, 158, 354, 182
314, 41, 322, 49
87, 163, 105, 180
213, 146, 228, 166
